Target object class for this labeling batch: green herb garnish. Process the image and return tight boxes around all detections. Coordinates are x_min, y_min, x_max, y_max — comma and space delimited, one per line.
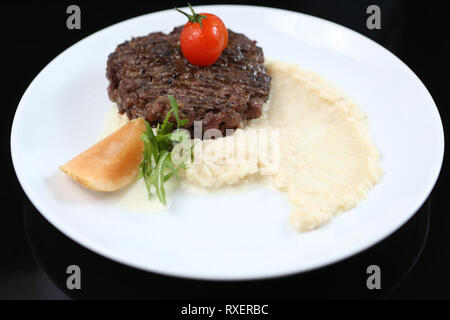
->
139, 95, 192, 205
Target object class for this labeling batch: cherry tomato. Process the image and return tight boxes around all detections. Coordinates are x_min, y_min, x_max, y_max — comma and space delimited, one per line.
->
176, 6, 228, 66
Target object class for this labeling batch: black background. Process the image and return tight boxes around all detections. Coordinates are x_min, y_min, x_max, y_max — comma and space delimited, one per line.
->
1, 0, 449, 300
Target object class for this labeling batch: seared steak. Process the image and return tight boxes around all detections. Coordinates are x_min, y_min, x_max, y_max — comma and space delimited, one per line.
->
106, 26, 271, 137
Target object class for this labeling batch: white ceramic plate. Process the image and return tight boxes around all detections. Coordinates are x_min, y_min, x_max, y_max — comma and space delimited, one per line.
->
11, 5, 444, 280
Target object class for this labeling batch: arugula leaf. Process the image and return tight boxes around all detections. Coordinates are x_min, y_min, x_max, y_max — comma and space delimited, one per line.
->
154, 150, 170, 205
146, 121, 159, 162
139, 95, 192, 205
168, 95, 181, 127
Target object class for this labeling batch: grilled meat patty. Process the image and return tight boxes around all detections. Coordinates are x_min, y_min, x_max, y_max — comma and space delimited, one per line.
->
106, 26, 271, 137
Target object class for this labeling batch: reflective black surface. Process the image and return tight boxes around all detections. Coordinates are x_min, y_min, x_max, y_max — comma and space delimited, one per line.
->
22, 198, 430, 299
2, 0, 449, 299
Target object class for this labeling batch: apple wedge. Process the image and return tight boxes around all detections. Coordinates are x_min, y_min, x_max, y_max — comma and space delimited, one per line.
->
60, 118, 146, 192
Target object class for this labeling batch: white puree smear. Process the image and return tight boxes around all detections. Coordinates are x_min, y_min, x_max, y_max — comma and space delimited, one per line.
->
263, 61, 382, 230
102, 60, 382, 231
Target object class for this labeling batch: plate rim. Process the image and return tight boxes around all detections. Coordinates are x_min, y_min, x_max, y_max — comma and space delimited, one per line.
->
10, 4, 445, 281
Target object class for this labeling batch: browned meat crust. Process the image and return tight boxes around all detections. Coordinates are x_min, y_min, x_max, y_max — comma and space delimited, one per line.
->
106, 26, 271, 136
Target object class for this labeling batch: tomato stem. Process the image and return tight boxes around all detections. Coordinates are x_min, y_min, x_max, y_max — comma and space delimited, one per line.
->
175, 3, 207, 28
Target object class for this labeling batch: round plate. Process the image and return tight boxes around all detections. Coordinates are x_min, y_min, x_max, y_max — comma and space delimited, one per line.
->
11, 5, 444, 280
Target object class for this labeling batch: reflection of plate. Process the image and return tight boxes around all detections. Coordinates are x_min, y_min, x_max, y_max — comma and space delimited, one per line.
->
23, 198, 431, 299
11, 5, 444, 280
